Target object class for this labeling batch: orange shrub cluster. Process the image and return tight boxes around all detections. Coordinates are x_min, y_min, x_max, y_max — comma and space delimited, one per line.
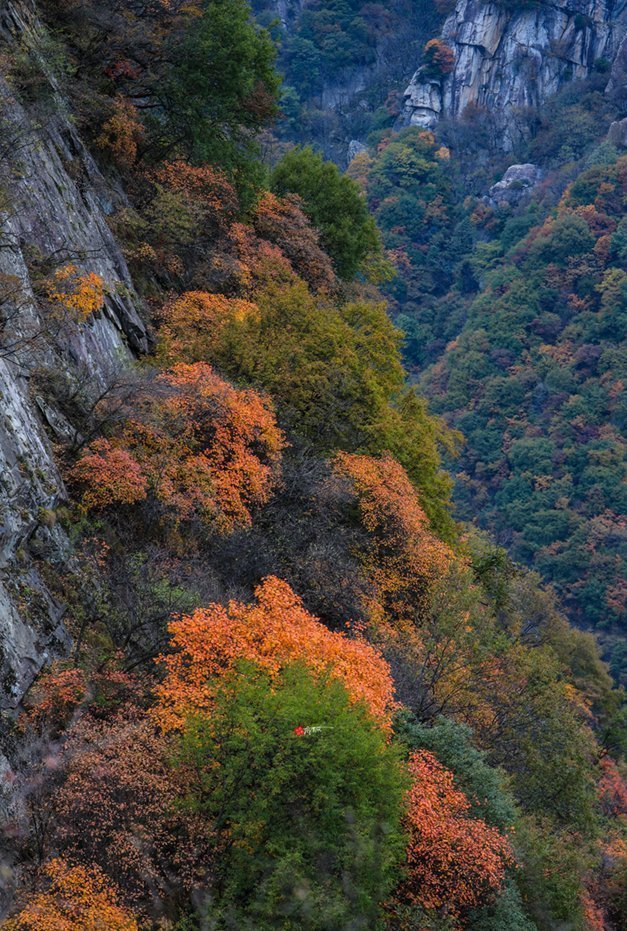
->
96, 96, 144, 167
44, 264, 105, 319
252, 192, 336, 292
153, 159, 239, 231
158, 290, 258, 365
154, 575, 397, 731
228, 220, 297, 292
20, 661, 143, 734
398, 750, 513, 917
598, 756, 627, 818
20, 665, 87, 733
4, 859, 138, 930
70, 440, 149, 512
334, 452, 452, 627
70, 362, 285, 532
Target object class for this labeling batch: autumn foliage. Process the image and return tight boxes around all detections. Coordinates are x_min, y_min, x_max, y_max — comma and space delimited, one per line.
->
4, 859, 138, 930
20, 661, 142, 734
49, 716, 211, 908
598, 756, 627, 818
19, 665, 87, 734
70, 362, 285, 532
423, 38, 456, 76
158, 290, 259, 366
96, 96, 144, 167
69, 440, 149, 512
396, 750, 513, 918
152, 159, 239, 233
154, 575, 396, 731
334, 452, 452, 627
44, 264, 105, 319
251, 192, 336, 292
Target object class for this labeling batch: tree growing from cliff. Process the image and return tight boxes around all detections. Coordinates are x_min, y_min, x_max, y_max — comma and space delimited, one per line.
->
44, 264, 105, 320
423, 38, 455, 77
96, 96, 144, 168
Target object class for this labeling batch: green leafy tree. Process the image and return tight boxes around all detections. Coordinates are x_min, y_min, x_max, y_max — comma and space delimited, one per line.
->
163, 278, 456, 534
162, 0, 281, 199
174, 662, 408, 929
272, 145, 382, 279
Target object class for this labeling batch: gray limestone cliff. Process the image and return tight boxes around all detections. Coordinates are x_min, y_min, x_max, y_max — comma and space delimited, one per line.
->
0, 0, 147, 734
402, 0, 627, 149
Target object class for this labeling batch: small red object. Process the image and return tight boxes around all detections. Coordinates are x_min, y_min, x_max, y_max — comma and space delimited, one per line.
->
293, 725, 305, 736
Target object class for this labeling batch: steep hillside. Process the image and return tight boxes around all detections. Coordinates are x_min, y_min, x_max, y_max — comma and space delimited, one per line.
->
346, 0, 627, 677
253, 0, 444, 162
0, 2, 625, 930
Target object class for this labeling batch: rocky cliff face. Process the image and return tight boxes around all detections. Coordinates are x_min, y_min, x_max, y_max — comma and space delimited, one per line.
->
402, 0, 627, 149
0, 0, 146, 727
254, 0, 444, 163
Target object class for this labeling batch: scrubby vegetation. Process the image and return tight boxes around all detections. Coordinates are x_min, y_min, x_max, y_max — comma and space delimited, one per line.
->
0, 2, 625, 930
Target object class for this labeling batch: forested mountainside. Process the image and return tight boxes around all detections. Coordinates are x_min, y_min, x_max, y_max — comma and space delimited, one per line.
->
252, 0, 445, 162
0, 1, 625, 930
340, 0, 627, 680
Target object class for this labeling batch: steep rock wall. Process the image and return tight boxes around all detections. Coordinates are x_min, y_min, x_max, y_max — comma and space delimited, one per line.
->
402, 0, 627, 149
254, 0, 444, 163
0, 0, 147, 719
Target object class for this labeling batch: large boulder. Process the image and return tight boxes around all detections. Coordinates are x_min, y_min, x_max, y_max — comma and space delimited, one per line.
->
486, 163, 543, 208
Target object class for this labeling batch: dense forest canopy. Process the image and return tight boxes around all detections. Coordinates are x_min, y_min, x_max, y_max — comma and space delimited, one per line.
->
0, 1, 625, 930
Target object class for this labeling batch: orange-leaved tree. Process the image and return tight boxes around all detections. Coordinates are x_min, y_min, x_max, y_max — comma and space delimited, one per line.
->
252, 192, 336, 292
154, 575, 396, 732
333, 452, 452, 629
96, 96, 144, 168
423, 38, 455, 76
393, 750, 513, 919
69, 362, 285, 532
158, 291, 259, 366
598, 755, 627, 818
44, 264, 105, 320
4, 858, 138, 930
151, 159, 239, 235
69, 440, 149, 512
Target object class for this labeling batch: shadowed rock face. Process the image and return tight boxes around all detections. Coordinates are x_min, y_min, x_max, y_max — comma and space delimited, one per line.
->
0, 0, 147, 716
486, 162, 543, 206
402, 0, 627, 150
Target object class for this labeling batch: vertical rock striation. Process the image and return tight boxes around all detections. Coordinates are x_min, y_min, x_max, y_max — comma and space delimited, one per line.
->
402, 0, 627, 149
0, 0, 147, 717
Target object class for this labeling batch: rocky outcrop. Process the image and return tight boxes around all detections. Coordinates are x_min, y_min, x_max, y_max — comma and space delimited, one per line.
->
486, 162, 543, 206
255, 0, 445, 164
0, 1, 147, 718
608, 114, 627, 143
402, 0, 627, 149
606, 26, 627, 104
